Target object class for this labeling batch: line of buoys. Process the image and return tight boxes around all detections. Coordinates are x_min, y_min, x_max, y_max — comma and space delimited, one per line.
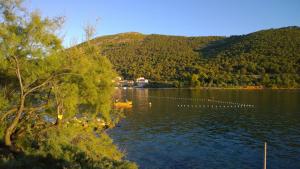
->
177, 104, 255, 108
139, 96, 255, 107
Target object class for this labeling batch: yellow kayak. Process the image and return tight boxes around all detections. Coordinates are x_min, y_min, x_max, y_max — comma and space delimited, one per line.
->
114, 101, 133, 109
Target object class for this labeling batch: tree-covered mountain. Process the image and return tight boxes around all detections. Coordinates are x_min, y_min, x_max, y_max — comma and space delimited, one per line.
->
89, 32, 223, 81
85, 26, 300, 88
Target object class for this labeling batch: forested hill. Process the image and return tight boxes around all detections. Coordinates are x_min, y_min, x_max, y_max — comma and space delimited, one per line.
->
89, 33, 224, 81
83, 26, 300, 88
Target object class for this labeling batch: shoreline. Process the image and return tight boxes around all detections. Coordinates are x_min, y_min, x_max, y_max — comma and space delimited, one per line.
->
117, 87, 300, 90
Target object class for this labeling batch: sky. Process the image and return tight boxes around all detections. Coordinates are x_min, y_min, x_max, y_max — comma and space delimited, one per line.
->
25, 0, 300, 47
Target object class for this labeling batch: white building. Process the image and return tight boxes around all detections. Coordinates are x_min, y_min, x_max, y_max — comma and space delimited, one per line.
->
136, 77, 149, 87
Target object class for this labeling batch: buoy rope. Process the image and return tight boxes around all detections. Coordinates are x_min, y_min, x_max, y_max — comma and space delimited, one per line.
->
139, 96, 254, 107
176, 104, 255, 108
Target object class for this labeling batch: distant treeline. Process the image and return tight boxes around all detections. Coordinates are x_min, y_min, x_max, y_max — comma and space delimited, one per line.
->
83, 27, 300, 88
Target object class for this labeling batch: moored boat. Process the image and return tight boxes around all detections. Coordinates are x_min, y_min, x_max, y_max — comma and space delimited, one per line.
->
114, 101, 133, 109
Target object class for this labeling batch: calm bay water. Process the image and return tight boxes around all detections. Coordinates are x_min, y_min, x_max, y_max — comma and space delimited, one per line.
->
108, 89, 300, 169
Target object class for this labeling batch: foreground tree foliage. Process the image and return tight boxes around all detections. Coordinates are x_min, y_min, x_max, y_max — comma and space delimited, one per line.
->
0, 1, 137, 168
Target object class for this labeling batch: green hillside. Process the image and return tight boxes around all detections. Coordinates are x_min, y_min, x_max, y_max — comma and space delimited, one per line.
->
85, 26, 300, 88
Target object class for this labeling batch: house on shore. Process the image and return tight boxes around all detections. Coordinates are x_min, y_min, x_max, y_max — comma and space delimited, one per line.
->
136, 77, 149, 87
114, 76, 134, 87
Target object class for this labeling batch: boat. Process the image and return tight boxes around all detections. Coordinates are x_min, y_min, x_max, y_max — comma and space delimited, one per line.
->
114, 101, 133, 109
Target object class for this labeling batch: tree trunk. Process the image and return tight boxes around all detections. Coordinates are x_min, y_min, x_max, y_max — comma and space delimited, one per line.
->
4, 56, 25, 149
4, 96, 25, 148
55, 104, 62, 126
